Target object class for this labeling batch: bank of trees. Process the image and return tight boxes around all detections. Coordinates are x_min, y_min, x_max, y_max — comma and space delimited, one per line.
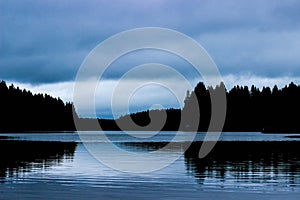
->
1, 79, 300, 132
182, 81, 300, 132
0, 80, 76, 132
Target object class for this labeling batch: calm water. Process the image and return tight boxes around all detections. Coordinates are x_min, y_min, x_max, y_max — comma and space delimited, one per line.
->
0, 131, 300, 199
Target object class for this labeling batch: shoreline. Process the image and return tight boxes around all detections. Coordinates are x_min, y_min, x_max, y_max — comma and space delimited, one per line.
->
1, 130, 300, 134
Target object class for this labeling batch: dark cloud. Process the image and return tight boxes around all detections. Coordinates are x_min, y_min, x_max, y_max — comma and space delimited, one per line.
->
1, 0, 300, 84
101, 49, 199, 80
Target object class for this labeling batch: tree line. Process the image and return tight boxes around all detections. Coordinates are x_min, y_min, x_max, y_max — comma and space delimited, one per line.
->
0, 80, 76, 132
182, 81, 300, 132
0, 80, 300, 132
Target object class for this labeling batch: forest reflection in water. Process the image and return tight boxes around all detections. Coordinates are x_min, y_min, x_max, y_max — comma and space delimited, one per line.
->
186, 141, 300, 188
0, 137, 299, 191
122, 141, 300, 188
0, 139, 77, 181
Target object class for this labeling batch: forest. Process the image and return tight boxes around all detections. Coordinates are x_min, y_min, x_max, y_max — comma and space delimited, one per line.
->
0, 80, 76, 132
184, 81, 300, 132
0, 80, 300, 132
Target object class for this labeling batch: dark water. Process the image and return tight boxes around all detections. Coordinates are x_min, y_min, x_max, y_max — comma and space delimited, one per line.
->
0, 132, 300, 199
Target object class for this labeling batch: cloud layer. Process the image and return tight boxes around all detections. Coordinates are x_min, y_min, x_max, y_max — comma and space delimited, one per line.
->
1, 0, 300, 117
1, 0, 300, 83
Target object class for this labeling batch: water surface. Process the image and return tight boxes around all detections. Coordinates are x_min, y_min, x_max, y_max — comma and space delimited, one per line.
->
0, 132, 299, 199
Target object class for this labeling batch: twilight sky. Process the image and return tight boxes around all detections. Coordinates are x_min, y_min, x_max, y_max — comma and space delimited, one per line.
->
1, 0, 300, 118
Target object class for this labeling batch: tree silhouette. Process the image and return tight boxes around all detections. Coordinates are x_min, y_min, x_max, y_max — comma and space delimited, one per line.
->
1, 79, 300, 132
0, 80, 77, 132
183, 81, 300, 132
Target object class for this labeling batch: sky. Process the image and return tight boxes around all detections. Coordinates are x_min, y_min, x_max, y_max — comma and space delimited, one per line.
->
1, 0, 300, 118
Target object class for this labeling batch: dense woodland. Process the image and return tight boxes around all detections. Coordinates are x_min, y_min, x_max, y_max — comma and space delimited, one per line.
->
0, 80, 77, 132
0, 80, 300, 132
184, 81, 300, 132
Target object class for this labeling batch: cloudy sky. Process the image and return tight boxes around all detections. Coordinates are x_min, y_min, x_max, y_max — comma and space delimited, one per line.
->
1, 0, 300, 118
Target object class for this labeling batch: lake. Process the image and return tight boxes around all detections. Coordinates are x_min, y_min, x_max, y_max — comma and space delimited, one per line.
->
0, 131, 300, 199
